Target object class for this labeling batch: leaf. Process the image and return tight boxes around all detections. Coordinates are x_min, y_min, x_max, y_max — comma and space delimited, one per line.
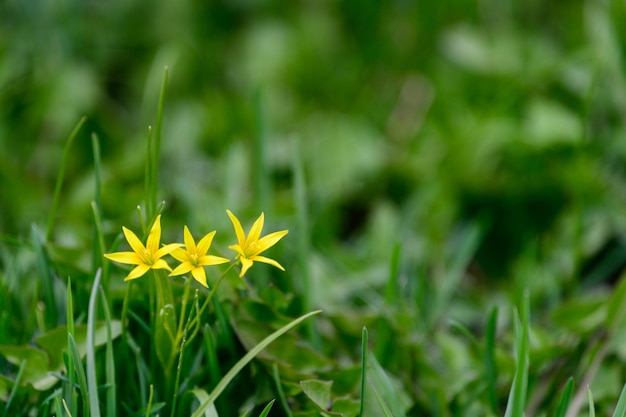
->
612, 382, 626, 417
300, 380, 333, 411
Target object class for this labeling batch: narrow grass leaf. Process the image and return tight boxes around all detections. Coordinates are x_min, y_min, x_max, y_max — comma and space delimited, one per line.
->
191, 310, 322, 417
611, 382, 626, 417
99, 287, 116, 417
257, 400, 276, 417
375, 244, 401, 365
2, 359, 25, 417
484, 306, 499, 415
272, 364, 293, 417
588, 387, 595, 417
46, 116, 86, 241
32, 224, 58, 330
359, 327, 368, 417
292, 137, 319, 347
86, 269, 102, 417
366, 351, 409, 417
68, 333, 89, 417
66, 277, 78, 413
504, 292, 529, 417
554, 377, 574, 417
192, 389, 219, 417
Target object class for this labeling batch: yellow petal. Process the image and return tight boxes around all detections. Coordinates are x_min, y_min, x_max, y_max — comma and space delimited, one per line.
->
146, 215, 162, 254
246, 212, 265, 247
183, 225, 196, 253
125, 264, 151, 281
196, 230, 216, 256
155, 243, 183, 259
122, 227, 146, 256
104, 251, 142, 265
228, 244, 245, 257
170, 262, 194, 277
170, 247, 189, 263
152, 258, 172, 271
239, 257, 254, 277
250, 255, 285, 271
256, 230, 289, 253
191, 267, 208, 288
199, 255, 229, 266
226, 210, 246, 247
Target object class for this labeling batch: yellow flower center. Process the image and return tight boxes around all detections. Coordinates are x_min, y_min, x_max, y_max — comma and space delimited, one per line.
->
190, 253, 199, 266
246, 241, 258, 256
142, 249, 154, 265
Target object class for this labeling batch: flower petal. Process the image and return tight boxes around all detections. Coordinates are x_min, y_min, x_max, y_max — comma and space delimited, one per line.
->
155, 243, 183, 259
124, 264, 151, 281
228, 244, 245, 257
239, 257, 254, 277
122, 227, 146, 256
246, 212, 264, 247
183, 225, 196, 253
250, 255, 285, 271
170, 262, 194, 277
170, 247, 189, 263
104, 251, 143, 265
152, 258, 172, 271
146, 215, 162, 254
256, 230, 289, 254
199, 255, 229, 266
191, 267, 208, 288
196, 230, 216, 256
227, 210, 246, 247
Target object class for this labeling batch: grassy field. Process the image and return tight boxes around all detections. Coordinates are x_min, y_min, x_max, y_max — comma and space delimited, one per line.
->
3, 1, 626, 416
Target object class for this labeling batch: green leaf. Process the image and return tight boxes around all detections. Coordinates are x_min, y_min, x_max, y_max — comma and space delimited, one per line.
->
257, 400, 275, 417
612, 382, 626, 417
504, 292, 529, 417
554, 377, 574, 417
192, 388, 219, 417
300, 380, 333, 411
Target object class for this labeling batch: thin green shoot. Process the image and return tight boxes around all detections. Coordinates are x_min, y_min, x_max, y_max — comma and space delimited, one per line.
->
86, 269, 102, 417
272, 363, 293, 417
2, 359, 25, 417
359, 326, 368, 417
99, 286, 116, 417
46, 116, 86, 242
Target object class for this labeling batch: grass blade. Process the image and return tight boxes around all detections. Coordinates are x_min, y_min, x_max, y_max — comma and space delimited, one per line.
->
272, 364, 293, 417
99, 286, 116, 417
86, 269, 102, 417
611, 382, 626, 417
191, 310, 322, 417
359, 327, 368, 417
484, 306, 499, 415
2, 359, 26, 417
68, 333, 89, 417
46, 116, 86, 241
257, 400, 275, 417
554, 377, 574, 417
588, 387, 595, 417
66, 277, 78, 414
504, 292, 530, 417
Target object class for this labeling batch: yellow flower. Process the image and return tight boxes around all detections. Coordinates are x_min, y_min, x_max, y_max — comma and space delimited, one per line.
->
169, 226, 229, 287
226, 210, 289, 277
104, 215, 182, 281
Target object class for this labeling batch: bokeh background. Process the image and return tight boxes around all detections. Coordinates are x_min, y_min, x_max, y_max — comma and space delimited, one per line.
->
3, 0, 626, 414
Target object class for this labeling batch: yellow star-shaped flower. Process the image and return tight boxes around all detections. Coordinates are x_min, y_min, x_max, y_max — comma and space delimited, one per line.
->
226, 210, 289, 277
169, 226, 229, 287
104, 215, 182, 281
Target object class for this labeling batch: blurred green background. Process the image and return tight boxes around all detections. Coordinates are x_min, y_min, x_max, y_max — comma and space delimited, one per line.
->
3, 0, 626, 412
3, 0, 626, 291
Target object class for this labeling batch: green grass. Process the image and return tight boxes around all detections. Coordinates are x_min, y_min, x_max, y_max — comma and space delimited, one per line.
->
3, 1, 626, 416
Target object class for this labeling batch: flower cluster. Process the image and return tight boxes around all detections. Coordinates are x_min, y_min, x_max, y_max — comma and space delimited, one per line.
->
104, 211, 288, 287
